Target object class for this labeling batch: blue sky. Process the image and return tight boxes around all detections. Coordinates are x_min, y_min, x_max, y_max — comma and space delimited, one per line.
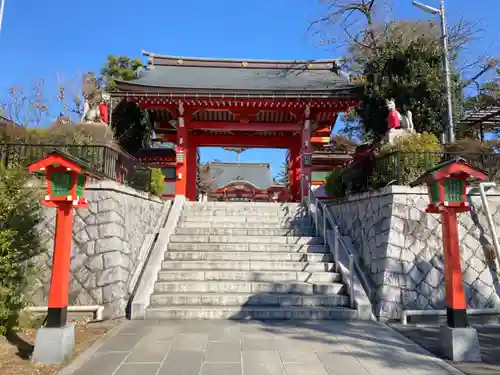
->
1, 0, 499, 176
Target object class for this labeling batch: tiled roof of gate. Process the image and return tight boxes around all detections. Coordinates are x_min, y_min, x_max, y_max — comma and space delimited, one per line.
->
114, 51, 357, 95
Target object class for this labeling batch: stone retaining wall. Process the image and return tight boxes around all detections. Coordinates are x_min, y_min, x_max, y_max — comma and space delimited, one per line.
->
327, 186, 500, 321
32, 181, 168, 318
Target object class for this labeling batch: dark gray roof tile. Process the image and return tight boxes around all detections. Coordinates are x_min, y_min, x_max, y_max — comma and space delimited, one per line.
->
207, 162, 273, 189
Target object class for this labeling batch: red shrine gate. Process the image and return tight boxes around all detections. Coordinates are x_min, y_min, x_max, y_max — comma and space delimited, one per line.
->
112, 52, 359, 201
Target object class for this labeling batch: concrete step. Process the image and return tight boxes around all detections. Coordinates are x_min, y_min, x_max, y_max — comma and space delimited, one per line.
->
146, 306, 357, 320
177, 221, 314, 230
175, 227, 315, 236
156, 270, 341, 283
167, 242, 326, 253
161, 260, 335, 272
169, 235, 323, 245
184, 202, 301, 209
153, 281, 345, 294
150, 292, 349, 307
179, 215, 309, 224
164, 251, 334, 262
181, 210, 303, 217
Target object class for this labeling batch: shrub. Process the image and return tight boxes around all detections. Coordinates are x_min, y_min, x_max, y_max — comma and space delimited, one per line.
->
0, 165, 44, 335
374, 132, 443, 185
1, 120, 115, 145
325, 168, 346, 197
149, 168, 164, 196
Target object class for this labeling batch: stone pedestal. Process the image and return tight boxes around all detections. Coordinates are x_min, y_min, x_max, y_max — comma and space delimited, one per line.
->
32, 323, 75, 365
439, 325, 482, 362
384, 128, 414, 145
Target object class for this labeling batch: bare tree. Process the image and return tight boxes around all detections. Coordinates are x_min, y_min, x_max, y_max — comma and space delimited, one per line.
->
56, 72, 85, 120
0, 78, 49, 127
310, 0, 386, 50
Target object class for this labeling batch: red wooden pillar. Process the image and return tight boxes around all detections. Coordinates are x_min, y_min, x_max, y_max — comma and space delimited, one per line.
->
47, 203, 73, 327
176, 102, 187, 197
442, 207, 468, 327
300, 105, 312, 200
186, 134, 197, 201
289, 141, 301, 202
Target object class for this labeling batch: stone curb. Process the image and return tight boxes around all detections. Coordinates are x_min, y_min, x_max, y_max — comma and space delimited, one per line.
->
383, 323, 467, 375
56, 320, 126, 375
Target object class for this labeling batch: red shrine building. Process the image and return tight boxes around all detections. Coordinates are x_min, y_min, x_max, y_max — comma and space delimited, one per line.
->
198, 162, 287, 202
112, 51, 359, 202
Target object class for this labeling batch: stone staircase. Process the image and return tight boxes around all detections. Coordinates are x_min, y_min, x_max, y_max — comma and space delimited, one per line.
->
146, 202, 357, 319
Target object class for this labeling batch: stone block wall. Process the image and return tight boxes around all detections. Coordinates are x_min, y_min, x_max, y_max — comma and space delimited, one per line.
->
33, 181, 168, 318
327, 186, 500, 321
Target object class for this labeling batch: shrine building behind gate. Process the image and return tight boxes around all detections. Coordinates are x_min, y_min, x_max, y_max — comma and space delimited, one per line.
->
112, 51, 360, 201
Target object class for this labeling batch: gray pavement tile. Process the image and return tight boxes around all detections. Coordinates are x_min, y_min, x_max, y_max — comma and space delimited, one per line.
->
316, 351, 371, 375
117, 323, 153, 336
242, 350, 285, 375
200, 363, 242, 375
205, 342, 241, 362
73, 351, 129, 375
284, 362, 329, 375
126, 342, 171, 363
98, 333, 144, 352
278, 347, 317, 363
242, 335, 276, 351
179, 320, 229, 333
172, 333, 208, 351
144, 327, 179, 342
208, 326, 241, 342
158, 350, 204, 375
116, 363, 161, 375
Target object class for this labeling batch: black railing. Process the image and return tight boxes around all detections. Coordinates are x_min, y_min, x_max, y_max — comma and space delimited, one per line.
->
0, 143, 152, 193
341, 151, 500, 195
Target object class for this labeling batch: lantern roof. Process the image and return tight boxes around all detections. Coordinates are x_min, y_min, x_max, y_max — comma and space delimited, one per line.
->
409, 157, 487, 187
28, 148, 103, 179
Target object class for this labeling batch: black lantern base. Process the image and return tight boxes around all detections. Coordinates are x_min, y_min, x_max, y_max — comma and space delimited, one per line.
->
46, 307, 68, 328
446, 307, 468, 328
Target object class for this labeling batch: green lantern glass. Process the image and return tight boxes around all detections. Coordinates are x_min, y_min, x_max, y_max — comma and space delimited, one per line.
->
444, 178, 465, 203
76, 173, 86, 197
50, 171, 73, 197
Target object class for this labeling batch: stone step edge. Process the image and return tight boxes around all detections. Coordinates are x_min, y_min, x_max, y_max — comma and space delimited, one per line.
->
158, 269, 340, 275
147, 305, 355, 311
164, 251, 331, 258
153, 280, 345, 287
160, 264, 336, 269
146, 305, 356, 314
164, 250, 332, 256
150, 292, 349, 302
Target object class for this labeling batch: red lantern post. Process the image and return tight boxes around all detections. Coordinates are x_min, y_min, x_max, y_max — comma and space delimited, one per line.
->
410, 157, 486, 362
28, 149, 98, 364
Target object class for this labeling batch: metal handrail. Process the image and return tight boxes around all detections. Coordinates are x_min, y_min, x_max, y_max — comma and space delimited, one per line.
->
309, 189, 376, 309
309, 191, 355, 309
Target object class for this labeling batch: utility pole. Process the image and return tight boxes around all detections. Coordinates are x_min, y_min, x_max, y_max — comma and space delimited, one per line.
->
0, 0, 5, 33
439, 0, 455, 143
412, 0, 455, 143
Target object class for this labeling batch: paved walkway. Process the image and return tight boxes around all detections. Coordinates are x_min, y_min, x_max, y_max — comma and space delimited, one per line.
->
392, 324, 500, 375
64, 320, 463, 375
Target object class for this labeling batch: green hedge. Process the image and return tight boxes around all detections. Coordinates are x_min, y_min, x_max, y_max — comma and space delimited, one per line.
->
0, 166, 45, 335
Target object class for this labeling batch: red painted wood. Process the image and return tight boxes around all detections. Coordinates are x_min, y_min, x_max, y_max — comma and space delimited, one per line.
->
47, 204, 73, 310
187, 121, 302, 132
442, 208, 467, 310
186, 138, 198, 201
175, 123, 188, 196
191, 134, 297, 148
28, 154, 83, 174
